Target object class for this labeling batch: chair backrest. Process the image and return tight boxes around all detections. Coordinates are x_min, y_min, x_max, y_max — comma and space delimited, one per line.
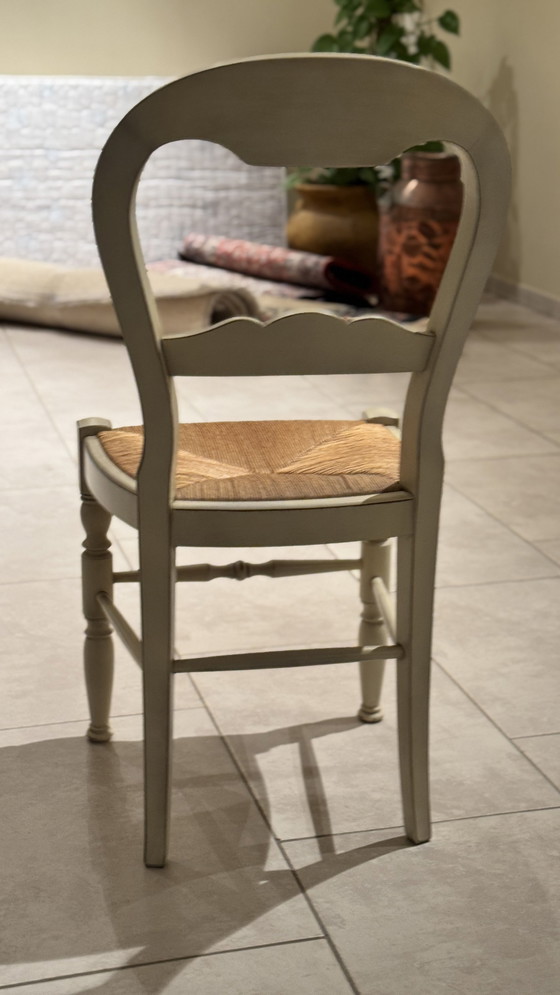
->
92, 54, 510, 504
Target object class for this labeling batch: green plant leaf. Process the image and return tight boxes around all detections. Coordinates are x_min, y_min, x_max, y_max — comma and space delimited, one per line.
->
395, 43, 421, 64
430, 38, 451, 68
407, 140, 445, 153
336, 28, 356, 49
438, 10, 460, 34
375, 23, 403, 55
311, 34, 340, 52
354, 14, 372, 40
417, 32, 433, 56
358, 167, 379, 186
365, 0, 391, 17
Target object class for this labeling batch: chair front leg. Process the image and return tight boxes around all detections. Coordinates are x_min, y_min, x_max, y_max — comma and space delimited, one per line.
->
396, 522, 438, 845
81, 494, 114, 743
140, 534, 176, 869
357, 539, 391, 723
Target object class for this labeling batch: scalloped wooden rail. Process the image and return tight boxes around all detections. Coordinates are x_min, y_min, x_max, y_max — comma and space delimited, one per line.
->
161, 311, 434, 376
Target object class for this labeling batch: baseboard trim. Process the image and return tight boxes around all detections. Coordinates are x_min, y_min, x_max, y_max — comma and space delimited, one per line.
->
487, 275, 560, 320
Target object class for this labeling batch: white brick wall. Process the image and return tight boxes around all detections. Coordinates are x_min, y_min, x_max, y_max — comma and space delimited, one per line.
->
0, 76, 287, 266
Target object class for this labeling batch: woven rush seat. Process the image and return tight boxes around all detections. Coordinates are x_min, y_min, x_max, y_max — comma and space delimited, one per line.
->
98, 420, 401, 501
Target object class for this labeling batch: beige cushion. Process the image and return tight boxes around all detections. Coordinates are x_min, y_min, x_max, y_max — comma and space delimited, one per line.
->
98, 420, 401, 501
0, 258, 261, 336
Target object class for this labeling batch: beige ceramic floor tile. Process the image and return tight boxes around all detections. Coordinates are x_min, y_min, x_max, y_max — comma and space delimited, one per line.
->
3, 290, 560, 995
6, 326, 144, 450
0, 486, 88, 582
433, 577, 560, 737
328, 486, 560, 590
6, 324, 125, 368
533, 538, 560, 565
0, 940, 353, 994
0, 485, 129, 583
193, 663, 559, 841
454, 334, 555, 382
472, 297, 560, 369
285, 809, 560, 995
303, 371, 409, 415
175, 374, 353, 422
0, 334, 76, 490
172, 553, 362, 659
442, 389, 556, 461
436, 486, 559, 586
444, 453, 560, 542
0, 712, 321, 987
514, 734, 560, 791
460, 375, 560, 440
0, 579, 200, 729
107, 517, 140, 544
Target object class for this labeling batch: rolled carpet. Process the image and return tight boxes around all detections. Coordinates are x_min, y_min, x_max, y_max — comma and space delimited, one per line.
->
0, 257, 263, 336
179, 234, 376, 296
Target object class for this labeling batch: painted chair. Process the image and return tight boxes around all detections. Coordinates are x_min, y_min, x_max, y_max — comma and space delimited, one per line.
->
79, 54, 510, 867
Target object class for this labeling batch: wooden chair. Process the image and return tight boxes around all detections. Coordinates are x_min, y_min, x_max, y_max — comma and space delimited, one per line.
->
79, 54, 509, 867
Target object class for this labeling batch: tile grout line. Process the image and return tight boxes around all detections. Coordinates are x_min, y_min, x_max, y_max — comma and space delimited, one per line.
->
3, 327, 83, 468
0, 936, 332, 992
512, 730, 560, 740
446, 379, 560, 457
2, 328, 135, 571
190, 676, 361, 995
0, 705, 207, 736
278, 804, 560, 844
433, 657, 560, 799
442, 479, 560, 571
435, 573, 560, 590
0, 575, 81, 587
446, 449, 560, 463
455, 368, 560, 385
279, 846, 361, 995
456, 374, 560, 446
475, 309, 560, 361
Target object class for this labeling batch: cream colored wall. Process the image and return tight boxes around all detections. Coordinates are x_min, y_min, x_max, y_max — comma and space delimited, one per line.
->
426, 0, 560, 302
0, 0, 333, 76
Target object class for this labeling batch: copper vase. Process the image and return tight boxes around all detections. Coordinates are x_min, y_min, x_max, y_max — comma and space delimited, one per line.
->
377, 153, 463, 315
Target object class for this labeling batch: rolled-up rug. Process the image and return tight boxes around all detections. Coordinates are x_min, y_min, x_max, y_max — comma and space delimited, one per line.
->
179, 233, 376, 296
0, 258, 263, 337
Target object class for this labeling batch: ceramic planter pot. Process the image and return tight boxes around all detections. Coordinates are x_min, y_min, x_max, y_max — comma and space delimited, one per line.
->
286, 183, 379, 275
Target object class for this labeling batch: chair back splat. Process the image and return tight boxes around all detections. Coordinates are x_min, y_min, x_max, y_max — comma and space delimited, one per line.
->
79, 54, 510, 866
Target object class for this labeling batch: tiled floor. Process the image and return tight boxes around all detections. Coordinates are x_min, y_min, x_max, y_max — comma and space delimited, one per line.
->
1, 294, 559, 993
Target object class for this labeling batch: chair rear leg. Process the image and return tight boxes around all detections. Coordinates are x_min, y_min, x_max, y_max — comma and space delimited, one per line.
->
81, 493, 114, 743
140, 539, 175, 868
357, 539, 391, 723
396, 527, 437, 844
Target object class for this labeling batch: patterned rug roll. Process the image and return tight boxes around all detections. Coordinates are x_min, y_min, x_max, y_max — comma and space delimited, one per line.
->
179, 234, 376, 296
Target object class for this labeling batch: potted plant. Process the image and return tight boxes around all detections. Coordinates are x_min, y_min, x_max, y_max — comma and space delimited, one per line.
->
286, 0, 460, 290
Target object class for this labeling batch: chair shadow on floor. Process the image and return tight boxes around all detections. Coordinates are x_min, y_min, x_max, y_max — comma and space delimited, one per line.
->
1, 716, 411, 991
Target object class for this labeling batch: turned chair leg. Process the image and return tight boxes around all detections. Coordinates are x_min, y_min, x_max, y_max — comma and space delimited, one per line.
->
81, 493, 114, 743
357, 539, 391, 724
